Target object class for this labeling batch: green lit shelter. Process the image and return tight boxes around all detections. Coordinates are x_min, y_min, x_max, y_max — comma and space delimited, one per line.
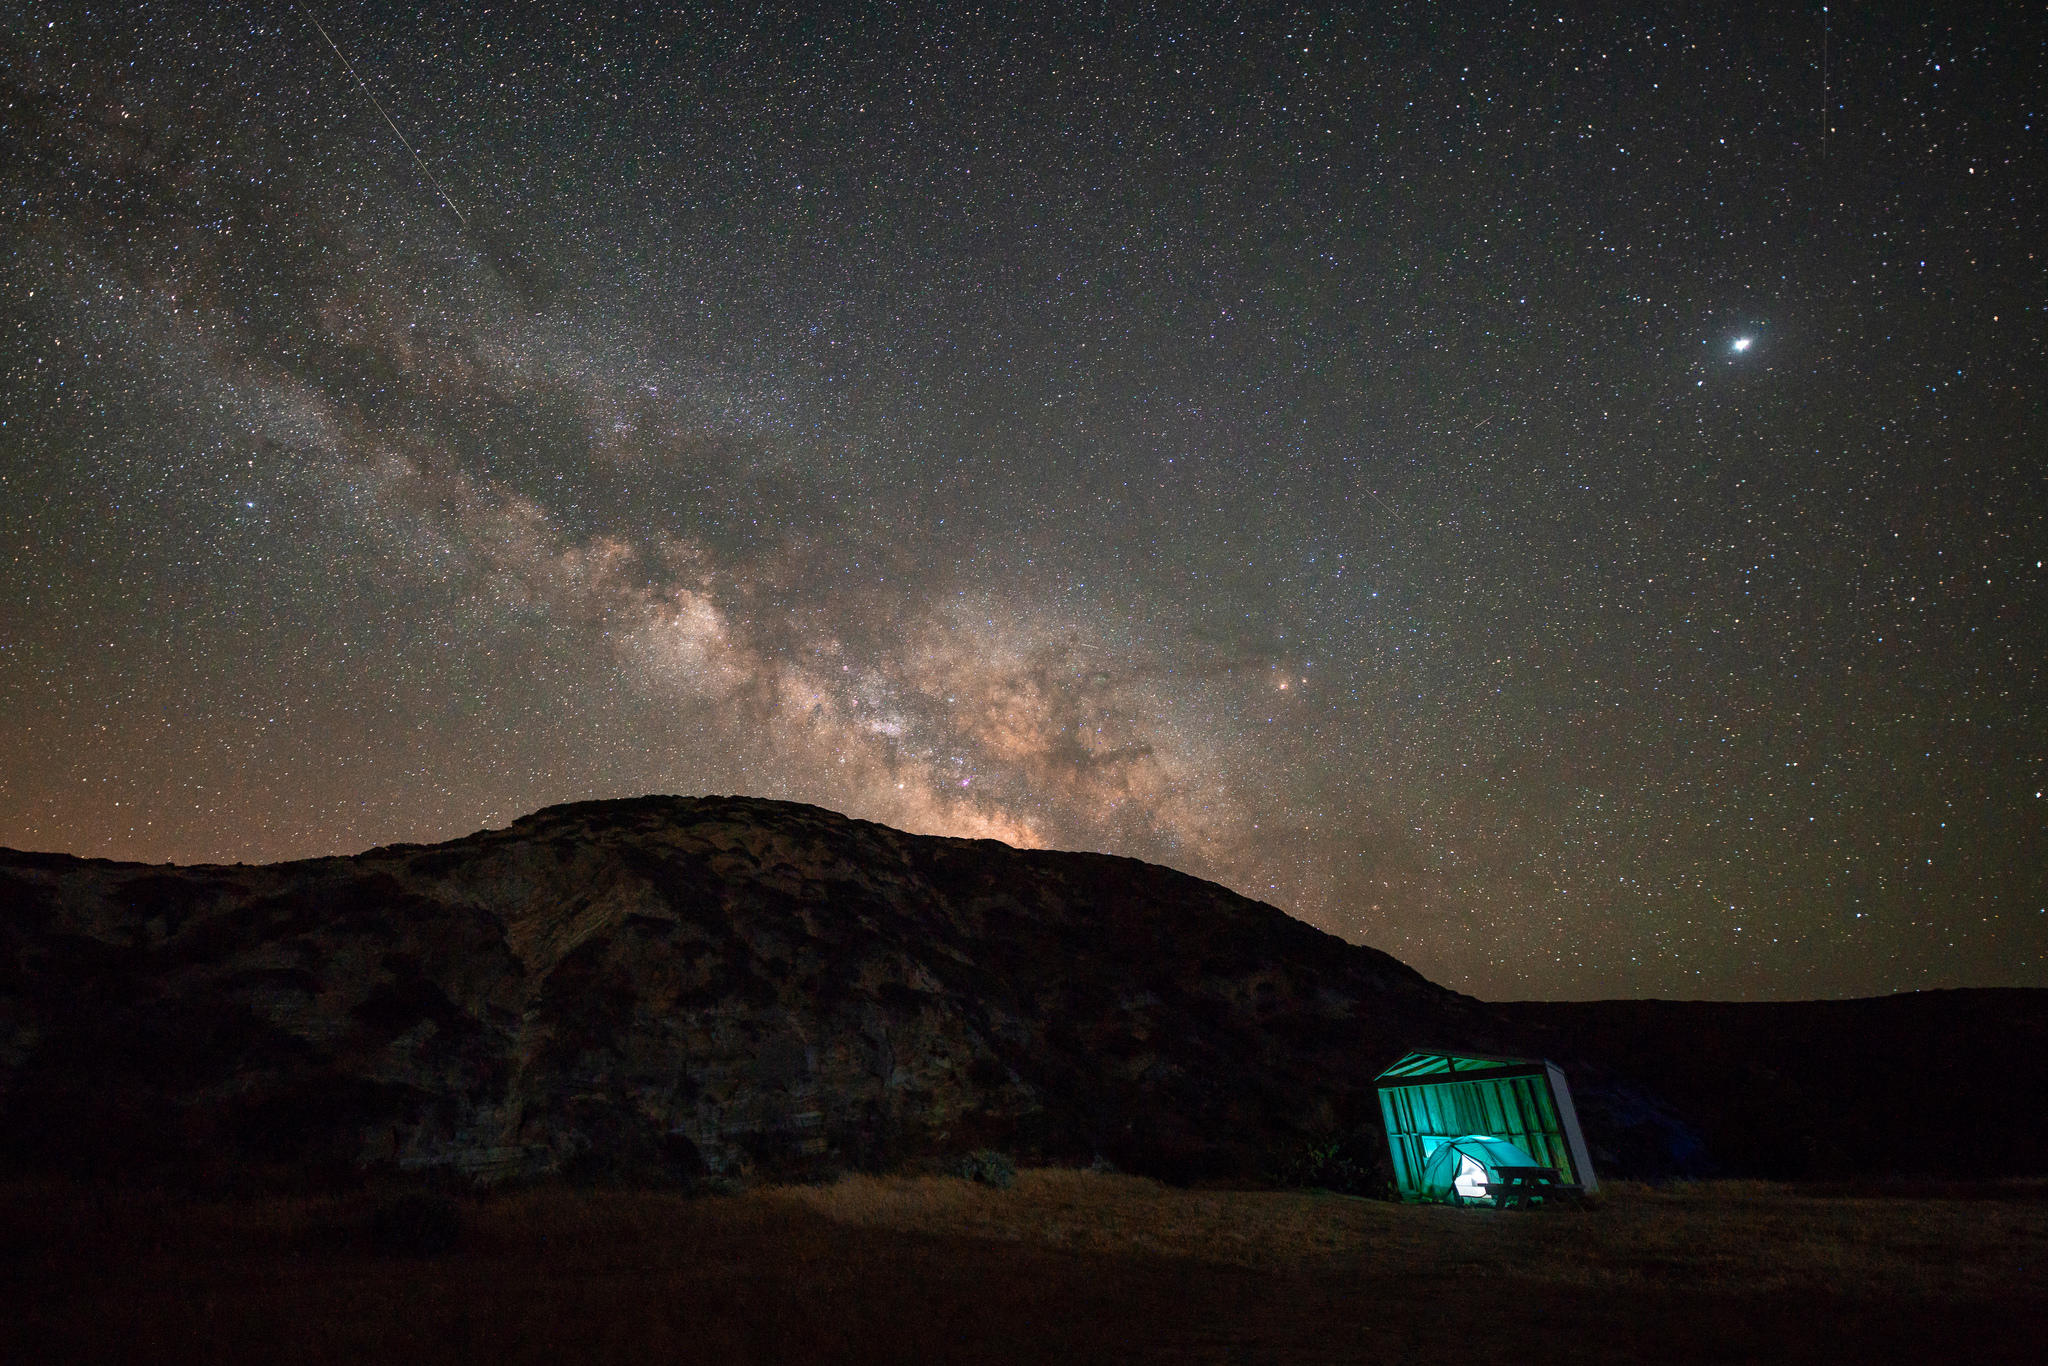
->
1376, 1050, 1598, 1200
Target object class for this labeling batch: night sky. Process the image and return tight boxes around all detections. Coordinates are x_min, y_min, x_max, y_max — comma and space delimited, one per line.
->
3, 1, 2042, 1000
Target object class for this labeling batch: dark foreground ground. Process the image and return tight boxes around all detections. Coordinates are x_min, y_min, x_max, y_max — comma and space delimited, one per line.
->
4, 1171, 2043, 1365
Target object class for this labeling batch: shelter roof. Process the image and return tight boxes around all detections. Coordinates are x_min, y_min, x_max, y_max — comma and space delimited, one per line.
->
1375, 1049, 1556, 1083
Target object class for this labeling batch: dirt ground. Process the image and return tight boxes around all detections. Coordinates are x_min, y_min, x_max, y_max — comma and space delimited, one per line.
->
4, 1171, 2043, 1364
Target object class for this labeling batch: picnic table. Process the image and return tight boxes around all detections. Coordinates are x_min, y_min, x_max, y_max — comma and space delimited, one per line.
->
1481, 1165, 1584, 1209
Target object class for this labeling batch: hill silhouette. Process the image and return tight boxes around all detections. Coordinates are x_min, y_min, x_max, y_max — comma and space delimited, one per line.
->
2, 795, 2041, 1189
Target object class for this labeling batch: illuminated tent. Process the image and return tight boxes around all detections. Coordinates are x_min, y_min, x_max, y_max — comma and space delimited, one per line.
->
1376, 1049, 1598, 1200
1418, 1134, 1542, 1205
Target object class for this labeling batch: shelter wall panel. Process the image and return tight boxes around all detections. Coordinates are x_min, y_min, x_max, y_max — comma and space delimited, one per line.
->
1378, 1074, 1589, 1191
1376, 1052, 1598, 1197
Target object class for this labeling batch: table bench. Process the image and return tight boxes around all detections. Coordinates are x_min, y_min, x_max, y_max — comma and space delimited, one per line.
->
1482, 1165, 1585, 1209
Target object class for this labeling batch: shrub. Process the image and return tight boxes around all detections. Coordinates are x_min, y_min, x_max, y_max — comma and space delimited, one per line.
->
1278, 1138, 1388, 1198
956, 1150, 1017, 1190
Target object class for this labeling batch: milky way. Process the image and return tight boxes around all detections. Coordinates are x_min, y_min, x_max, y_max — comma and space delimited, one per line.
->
2, 2, 2042, 998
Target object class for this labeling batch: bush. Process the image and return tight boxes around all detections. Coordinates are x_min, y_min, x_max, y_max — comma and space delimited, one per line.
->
956, 1150, 1017, 1190
1279, 1138, 1388, 1198
370, 1192, 462, 1256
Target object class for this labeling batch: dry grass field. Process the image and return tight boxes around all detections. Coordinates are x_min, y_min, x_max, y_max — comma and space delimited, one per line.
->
4, 1171, 2043, 1364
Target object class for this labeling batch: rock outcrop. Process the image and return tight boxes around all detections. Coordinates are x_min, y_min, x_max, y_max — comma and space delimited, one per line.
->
0, 795, 1500, 1188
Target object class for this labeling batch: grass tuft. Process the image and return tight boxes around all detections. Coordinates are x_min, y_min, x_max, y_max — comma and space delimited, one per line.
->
956, 1150, 1018, 1189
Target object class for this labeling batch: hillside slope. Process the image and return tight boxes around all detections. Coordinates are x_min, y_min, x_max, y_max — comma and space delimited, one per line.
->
1502, 992, 2048, 1182
0, 795, 1498, 1187
5, 794, 2043, 1189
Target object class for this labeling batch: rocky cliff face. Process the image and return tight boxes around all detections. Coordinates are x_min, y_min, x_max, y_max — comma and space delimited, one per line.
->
0, 795, 1503, 1188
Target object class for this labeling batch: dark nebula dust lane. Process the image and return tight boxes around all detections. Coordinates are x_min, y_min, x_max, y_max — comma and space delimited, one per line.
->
2, 1, 2042, 999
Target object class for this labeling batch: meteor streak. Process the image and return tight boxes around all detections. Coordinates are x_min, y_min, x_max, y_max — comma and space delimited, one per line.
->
303, 8, 467, 226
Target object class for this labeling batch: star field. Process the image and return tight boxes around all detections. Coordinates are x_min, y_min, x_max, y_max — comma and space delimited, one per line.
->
2, 1, 2042, 998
